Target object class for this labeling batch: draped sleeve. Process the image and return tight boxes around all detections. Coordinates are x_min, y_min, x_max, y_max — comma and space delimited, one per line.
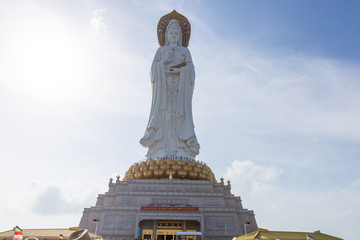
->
140, 47, 167, 147
177, 47, 196, 140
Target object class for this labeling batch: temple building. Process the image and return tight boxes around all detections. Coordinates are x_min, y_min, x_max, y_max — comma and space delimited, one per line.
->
78, 10, 258, 240
79, 169, 257, 240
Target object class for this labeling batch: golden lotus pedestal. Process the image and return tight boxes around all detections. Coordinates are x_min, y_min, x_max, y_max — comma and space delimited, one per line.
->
123, 159, 216, 182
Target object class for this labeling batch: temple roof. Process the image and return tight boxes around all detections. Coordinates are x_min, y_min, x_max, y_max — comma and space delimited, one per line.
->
233, 228, 343, 240
0, 227, 100, 240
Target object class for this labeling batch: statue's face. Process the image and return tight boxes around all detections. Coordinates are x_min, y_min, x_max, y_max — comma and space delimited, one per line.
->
167, 27, 180, 44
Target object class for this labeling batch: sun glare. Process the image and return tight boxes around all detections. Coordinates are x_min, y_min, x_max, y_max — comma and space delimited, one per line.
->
6, 13, 89, 105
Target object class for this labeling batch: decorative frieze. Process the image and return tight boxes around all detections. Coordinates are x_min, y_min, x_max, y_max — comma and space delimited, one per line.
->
151, 198, 189, 205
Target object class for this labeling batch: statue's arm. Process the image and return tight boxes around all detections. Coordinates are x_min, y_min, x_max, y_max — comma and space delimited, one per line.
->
184, 47, 193, 64
150, 48, 163, 82
184, 48, 195, 84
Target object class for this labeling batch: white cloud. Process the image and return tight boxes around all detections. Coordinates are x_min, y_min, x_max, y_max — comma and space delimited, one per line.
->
223, 160, 281, 195
225, 160, 281, 182
90, 9, 107, 35
225, 160, 360, 240
32, 186, 90, 215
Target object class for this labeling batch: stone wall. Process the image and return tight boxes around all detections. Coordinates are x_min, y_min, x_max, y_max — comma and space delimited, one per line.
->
79, 179, 257, 240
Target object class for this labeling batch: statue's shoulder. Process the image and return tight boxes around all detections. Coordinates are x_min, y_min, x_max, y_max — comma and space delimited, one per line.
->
180, 46, 190, 52
157, 46, 167, 51
154, 46, 166, 56
153, 46, 166, 58
180, 46, 191, 56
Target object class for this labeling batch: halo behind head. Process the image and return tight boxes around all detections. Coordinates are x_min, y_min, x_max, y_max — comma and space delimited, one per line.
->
157, 10, 191, 47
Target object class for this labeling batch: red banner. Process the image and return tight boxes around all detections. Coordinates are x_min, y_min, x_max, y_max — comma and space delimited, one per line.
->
141, 206, 199, 211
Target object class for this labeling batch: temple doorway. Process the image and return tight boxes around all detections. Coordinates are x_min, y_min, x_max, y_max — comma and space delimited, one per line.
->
140, 220, 200, 240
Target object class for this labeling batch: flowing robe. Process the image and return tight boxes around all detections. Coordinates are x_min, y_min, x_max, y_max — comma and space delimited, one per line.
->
140, 45, 200, 159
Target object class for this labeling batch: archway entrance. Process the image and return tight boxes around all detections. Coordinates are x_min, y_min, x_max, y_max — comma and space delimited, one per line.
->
140, 220, 200, 240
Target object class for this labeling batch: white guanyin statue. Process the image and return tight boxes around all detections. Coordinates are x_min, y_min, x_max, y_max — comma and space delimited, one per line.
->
140, 11, 199, 160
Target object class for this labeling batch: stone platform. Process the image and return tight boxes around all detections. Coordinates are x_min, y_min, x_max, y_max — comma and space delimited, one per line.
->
79, 177, 257, 240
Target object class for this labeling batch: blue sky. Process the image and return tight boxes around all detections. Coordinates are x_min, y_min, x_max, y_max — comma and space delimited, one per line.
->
0, 1, 360, 240
208, 0, 360, 60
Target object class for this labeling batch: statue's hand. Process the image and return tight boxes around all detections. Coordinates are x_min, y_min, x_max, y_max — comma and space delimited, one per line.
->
168, 68, 180, 74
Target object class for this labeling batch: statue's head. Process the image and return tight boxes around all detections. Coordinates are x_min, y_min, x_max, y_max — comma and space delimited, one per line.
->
165, 19, 182, 46
157, 10, 190, 47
